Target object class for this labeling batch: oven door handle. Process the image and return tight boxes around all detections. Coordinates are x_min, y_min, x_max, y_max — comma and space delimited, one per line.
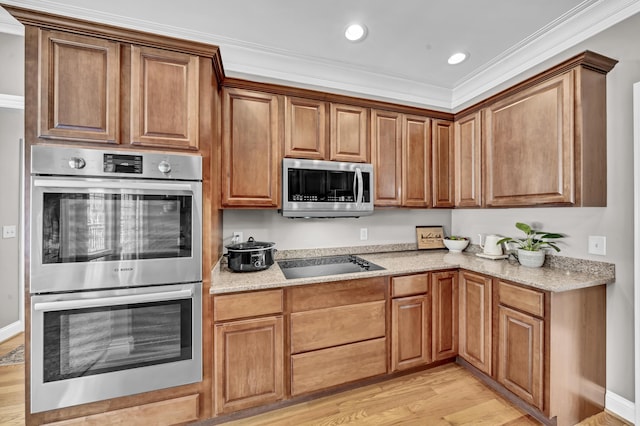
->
32, 179, 194, 192
33, 289, 193, 312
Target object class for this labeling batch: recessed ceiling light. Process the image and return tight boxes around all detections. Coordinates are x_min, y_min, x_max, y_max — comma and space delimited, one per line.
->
345, 23, 367, 42
448, 52, 468, 65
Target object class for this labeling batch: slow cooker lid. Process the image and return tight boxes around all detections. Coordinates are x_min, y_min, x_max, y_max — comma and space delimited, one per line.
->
225, 236, 275, 251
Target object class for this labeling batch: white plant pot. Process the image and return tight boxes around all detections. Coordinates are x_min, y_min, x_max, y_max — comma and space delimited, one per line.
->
517, 249, 545, 268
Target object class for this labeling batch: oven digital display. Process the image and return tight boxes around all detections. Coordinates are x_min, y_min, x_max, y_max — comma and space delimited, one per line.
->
103, 154, 143, 174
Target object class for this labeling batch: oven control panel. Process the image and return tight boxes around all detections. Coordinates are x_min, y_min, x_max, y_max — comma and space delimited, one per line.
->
31, 145, 201, 181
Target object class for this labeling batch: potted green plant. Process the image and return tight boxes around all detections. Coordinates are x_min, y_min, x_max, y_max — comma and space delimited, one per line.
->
497, 222, 564, 268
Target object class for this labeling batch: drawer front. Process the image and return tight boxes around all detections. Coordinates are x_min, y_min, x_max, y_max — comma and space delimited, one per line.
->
291, 338, 387, 396
289, 277, 386, 312
392, 273, 429, 297
498, 281, 544, 317
45, 394, 199, 425
214, 289, 283, 321
290, 300, 386, 353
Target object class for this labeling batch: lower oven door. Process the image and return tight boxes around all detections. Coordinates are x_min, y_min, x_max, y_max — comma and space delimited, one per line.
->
30, 282, 202, 413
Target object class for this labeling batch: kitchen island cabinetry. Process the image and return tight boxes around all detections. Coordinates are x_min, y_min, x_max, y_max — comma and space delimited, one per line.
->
431, 270, 458, 361
482, 52, 617, 207
221, 87, 281, 207
213, 289, 285, 414
34, 29, 205, 150
390, 273, 430, 371
458, 270, 492, 375
289, 277, 387, 395
454, 111, 483, 207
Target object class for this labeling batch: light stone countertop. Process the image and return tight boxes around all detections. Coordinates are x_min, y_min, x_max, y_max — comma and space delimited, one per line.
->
210, 249, 615, 294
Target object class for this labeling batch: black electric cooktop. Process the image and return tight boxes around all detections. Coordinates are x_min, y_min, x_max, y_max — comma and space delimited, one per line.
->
277, 255, 385, 280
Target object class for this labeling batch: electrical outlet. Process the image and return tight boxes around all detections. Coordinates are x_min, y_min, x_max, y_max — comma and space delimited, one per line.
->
2, 225, 16, 239
588, 235, 606, 256
360, 228, 368, 241
232, 231, 243, 244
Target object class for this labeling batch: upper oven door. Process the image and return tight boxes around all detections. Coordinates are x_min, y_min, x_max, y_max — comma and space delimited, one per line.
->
30, 177, 202, 293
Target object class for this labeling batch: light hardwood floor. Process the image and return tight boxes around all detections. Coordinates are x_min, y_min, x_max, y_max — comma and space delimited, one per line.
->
0, 334, 630, 426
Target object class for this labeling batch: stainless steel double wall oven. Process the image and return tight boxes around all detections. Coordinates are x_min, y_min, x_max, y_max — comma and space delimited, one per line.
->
29, 145, 203, 413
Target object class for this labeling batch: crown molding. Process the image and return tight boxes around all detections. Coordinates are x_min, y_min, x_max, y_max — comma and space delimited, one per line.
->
451, 0, 640, 110
0, 94, 24, 109
0, 8, 23, 35
1, 0, 639, 111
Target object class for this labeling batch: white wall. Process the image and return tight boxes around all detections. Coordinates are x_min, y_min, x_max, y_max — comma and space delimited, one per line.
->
222, 209, 451, 250
454, 13, 640, 404
0, 32, 23, 332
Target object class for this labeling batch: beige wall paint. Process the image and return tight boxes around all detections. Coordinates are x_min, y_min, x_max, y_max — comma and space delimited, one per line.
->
0, 33, 23, 95
453, 13, 640, 402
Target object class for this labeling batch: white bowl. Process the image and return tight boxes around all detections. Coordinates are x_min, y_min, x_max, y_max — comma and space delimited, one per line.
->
443, 238, 469, 253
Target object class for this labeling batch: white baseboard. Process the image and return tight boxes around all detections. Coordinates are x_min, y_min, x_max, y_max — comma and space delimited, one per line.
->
0, 320, 23, 343
606, 391, 635, 424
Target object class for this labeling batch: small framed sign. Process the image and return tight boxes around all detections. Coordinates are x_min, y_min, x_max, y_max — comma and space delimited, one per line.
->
416, 225, 445, 250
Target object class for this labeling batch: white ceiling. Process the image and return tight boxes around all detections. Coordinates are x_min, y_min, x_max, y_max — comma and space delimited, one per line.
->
1, 0, 640, 111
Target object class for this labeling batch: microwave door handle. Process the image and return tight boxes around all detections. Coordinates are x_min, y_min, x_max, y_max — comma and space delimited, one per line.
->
355, 168, 363, 208
33, 289, 193, 312
32, 179, 194, 192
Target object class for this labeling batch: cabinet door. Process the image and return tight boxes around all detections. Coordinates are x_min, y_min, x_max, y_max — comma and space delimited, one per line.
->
330, 103, 368, 162
391, 295, 430, 371
284, 96, 327, 160
214, 316, 284, 414
454, 111, 482, 207
38, 30, 119, 144
402, 115, 431, 207
497, 305, 544, 409
485, 72, 574, 206
459, 271, 492, 374
431, 271, 458, 360
129, 46, 199, 150
432, 119, 455, 207
371, 110, 402, 206
222, 88, 280, 207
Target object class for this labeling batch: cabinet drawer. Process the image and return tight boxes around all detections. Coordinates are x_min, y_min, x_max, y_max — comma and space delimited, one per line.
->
392, 273, 429, 297
291, 338, 387, 396
291, 301, 386, 353
498, 281, 544, 317
213, 289, 283, 321
45, 394, 199, 425
289, 277, 386, 312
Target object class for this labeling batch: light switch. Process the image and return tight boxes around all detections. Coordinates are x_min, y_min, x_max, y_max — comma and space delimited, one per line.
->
2, 225, 16, 239
588, 235, 606, 256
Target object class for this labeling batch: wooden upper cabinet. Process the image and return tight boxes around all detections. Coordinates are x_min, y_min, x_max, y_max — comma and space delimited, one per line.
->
38, 30, 120, 144
371, 110, 402, 206
284, 96, 327, 160
129, 46, 199, 150
330, 103, 368, 162
485, 71, 574, 207
454, 112, 482, 207
432, 119, 455, 208
402, 115, 431, 207
222, 87, 280, 207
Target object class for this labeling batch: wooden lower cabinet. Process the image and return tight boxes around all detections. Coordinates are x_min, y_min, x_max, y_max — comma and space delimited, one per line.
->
291, 338, 387, 396
497, 305, 544, 409
458, 271, 492, 374
431, 271, 458, 360
214, 316, 284, 414
391, 295, 430, 371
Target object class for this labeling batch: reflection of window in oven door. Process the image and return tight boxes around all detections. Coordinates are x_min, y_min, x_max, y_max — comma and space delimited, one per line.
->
142, 198, 181, 256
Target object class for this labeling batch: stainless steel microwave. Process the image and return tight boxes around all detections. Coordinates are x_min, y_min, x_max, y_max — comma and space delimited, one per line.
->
282, 158, 374, 218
